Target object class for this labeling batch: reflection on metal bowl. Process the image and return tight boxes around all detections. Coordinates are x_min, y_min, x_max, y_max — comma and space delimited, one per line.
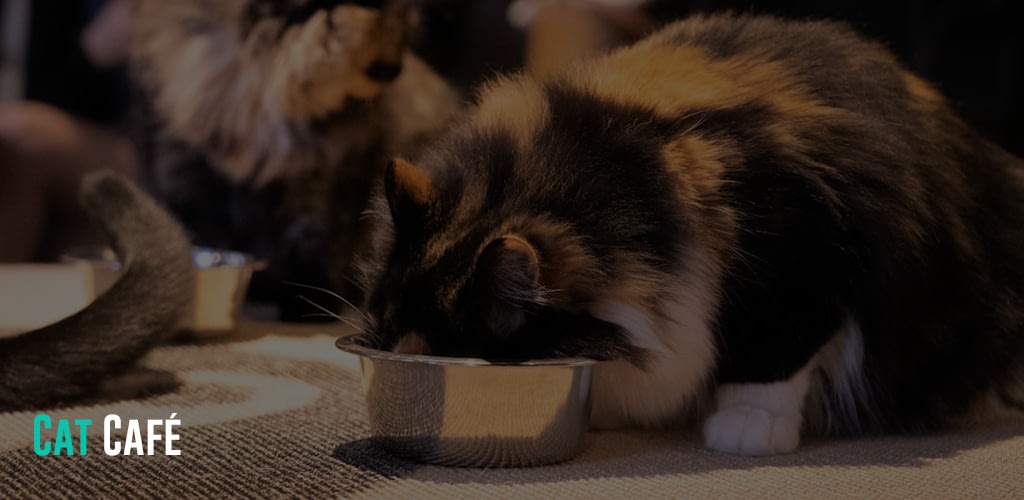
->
60, 246, 265, 336
186, 247, 266, 336
336, 335, 597, 468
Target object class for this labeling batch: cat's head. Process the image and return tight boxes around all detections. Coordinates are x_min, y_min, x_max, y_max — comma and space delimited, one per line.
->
359, 154, 644, 363
241, 0, 415, 116
134, 0, 424, 183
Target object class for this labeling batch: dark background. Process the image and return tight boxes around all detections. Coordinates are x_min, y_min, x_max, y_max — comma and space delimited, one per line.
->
648, 0, 1023, 155
14, 0, 1022, 154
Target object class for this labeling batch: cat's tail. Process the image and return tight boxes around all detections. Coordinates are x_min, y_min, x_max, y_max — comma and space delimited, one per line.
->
0, 171, 195, 411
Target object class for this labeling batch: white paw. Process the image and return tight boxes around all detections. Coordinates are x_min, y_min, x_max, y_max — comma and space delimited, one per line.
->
703, 404, 801, 456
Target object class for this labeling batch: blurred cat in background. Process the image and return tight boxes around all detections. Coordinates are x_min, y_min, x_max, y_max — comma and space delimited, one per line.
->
131, 0, 460, 317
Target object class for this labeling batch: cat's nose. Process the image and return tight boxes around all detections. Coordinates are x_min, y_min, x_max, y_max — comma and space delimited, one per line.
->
365, 60, 402, 83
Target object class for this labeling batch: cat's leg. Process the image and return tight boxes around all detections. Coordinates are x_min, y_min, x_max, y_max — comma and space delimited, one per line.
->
700, 277, 843, 457
703, 357, 816, 456
702, 304, 842, 457
699, 169, 854, 455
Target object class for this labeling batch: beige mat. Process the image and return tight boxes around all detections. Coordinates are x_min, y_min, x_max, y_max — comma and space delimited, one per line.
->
1, 321, 1021, 498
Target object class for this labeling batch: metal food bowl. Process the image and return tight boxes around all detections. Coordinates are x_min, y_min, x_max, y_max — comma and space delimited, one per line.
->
186, 247, 266, 336
61, 246, 265, 336
336, 335, 598, 467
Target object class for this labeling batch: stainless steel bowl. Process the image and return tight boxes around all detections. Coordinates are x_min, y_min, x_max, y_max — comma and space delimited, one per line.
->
61, 246, 265, 336
336, 335, 598, 467
186, 247, 266, 335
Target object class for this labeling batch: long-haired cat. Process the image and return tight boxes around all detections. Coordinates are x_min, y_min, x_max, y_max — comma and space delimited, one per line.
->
356, 14, 1024, 455
131, 0, 460, 313
0, 172, 194, 411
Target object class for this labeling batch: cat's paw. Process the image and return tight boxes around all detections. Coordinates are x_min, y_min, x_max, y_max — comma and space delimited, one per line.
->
703, 404, 801, 456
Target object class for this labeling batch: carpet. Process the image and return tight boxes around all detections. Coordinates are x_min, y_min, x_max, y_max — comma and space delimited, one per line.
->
1, 320, 1022, 498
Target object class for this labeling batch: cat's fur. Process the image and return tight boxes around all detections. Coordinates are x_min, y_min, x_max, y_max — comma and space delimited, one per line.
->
357, 14, 1024, 455
0, 172, 195, 411
131, 0, 460, 306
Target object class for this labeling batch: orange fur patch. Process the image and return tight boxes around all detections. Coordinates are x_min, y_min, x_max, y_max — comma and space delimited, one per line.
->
472, 75, 550, 157
569, 44, 834, 122
392, 157, 435, 207
662, 135, 729, 206
661, 135, 738, 259
575, 45, 739, 113
902, 71, 945, 106
394, 331, 430, 355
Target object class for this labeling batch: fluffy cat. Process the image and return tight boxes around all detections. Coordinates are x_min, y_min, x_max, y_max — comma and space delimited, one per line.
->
131, 0, 460, 311
356, 14, 1024, 455
0, 171, 195, 411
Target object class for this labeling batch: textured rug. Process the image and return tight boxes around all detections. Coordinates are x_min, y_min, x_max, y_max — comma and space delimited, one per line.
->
1, 320, 1022, 498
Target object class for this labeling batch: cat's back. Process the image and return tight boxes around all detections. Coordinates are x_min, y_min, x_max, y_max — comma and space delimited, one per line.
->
462, 14, 984, 249
553, 13, 941, 129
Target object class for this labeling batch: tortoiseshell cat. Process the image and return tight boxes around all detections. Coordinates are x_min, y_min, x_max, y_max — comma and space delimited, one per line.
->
357, 14, 1024, 455
131, 0, 459, 311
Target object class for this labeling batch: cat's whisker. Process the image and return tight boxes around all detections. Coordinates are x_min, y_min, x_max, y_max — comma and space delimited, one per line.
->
297, 295, 363, 331
302, 313, 345, 321
343, 274, 368, 293
284, 281, 371, 322
295, 295, 340, 319
677, 112, 707, 136
359, 207, 388, 221
335, 315, 365, 332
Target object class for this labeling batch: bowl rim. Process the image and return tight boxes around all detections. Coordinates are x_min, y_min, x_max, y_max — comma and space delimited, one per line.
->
335, 334, 598, 367
191, 247, 269, 270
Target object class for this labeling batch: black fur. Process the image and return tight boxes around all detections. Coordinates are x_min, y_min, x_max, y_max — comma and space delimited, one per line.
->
361, 14, 1024, 440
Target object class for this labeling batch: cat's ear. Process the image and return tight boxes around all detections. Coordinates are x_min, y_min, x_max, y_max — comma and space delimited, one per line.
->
480, 235, 541, 299
385, 158, 434, 219
473, 235, 543, 337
